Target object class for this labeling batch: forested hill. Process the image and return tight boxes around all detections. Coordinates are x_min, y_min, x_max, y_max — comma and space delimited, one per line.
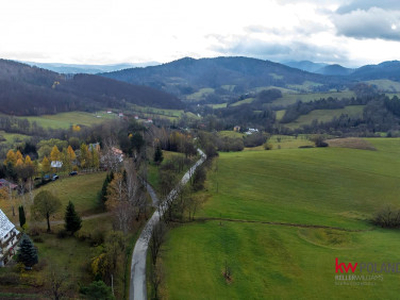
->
0, 59, 183, 116
101, 56, 342, 98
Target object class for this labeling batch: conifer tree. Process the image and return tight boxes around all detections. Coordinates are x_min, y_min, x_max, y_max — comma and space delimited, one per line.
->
18, 205, 26, 228
154, 145, 163, 164
64, 201, 82, 235
17, 234, 38, 269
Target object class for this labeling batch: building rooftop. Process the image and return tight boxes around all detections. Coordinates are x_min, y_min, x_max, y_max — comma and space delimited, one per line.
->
0, 209, 15, 240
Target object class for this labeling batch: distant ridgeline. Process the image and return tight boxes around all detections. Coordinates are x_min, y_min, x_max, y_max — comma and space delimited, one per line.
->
0, 59, 183, 116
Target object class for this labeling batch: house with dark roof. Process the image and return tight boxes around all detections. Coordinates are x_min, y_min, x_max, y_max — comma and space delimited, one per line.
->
0, 209, 20, 266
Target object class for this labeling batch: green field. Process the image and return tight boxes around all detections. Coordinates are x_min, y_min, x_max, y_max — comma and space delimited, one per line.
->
186, 88, 215, 101
272, 90, 356, 107
162, 138, 400, 299
230, 98, 255, 107
285, 105, 364, 129
367, 79, 400, 92
22, 111, 115, 129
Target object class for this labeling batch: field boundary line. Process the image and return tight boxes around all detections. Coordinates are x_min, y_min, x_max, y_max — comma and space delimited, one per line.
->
194, 217, 374, 232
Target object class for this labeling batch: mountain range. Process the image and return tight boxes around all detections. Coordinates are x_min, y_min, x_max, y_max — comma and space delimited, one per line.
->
2, 56, 400, 116
0, 59, 183, 116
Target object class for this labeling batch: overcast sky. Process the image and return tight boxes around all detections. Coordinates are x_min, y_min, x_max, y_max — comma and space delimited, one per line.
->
2, 0, 400, 67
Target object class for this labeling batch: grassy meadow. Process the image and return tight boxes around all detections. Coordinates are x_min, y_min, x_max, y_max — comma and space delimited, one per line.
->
284, 105, 364, 129
162, 138, 400, 299
22, 111, 115, 129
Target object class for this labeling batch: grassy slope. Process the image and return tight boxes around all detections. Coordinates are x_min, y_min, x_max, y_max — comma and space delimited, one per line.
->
284, 105, 364, 129
272, 90, 356, 107
22, 111, 114, 129
163, 138, 400, 299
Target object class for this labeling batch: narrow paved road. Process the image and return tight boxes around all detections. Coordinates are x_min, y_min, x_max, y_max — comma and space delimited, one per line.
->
129, 149, 206, 300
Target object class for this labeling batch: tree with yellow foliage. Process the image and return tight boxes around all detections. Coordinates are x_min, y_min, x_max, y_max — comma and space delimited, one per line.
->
16, 150, 23, 162
42, 156, 51, 174
4, 149, 16, 166
50, 145, 61, 162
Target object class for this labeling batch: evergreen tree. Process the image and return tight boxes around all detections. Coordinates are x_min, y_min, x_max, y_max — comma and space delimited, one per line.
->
154, 145, 163, 164
18, 205, 26, 228
17, 234, 38, 269
64, 201, 82, 235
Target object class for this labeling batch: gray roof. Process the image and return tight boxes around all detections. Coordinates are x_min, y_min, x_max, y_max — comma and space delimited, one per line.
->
0, 209, 16, 240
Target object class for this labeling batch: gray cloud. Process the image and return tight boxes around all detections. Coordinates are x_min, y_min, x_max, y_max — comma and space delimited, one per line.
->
333, 7, 400, 41
209, 35, 350, 65
336, 0, 400, 14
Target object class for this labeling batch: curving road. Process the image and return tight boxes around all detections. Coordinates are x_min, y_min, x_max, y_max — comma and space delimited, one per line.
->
129, 149, 207, 300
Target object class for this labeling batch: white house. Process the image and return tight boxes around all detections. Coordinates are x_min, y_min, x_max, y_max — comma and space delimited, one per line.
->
0, 209, 20, 266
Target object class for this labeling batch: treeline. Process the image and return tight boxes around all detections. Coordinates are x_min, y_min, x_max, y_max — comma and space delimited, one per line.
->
297, 95, 400, 136
280, 97, 369, 124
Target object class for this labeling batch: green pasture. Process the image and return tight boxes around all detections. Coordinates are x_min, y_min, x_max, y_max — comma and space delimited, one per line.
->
231, 98, 255, 107
22, 111, 113, 129
284, 105, 364, 129
162, 138, 400, 299
272, 90, 356, 107
186, 88, 215, 101
34, 172, 107, 218
163, 221, 400, 300
367, 79, 400, 92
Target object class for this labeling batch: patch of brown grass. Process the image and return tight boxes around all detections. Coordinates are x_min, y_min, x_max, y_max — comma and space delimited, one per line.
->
326, 138, 377, 151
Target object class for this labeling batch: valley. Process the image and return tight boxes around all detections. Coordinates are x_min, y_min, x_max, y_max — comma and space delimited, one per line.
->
1, 56, 400, 299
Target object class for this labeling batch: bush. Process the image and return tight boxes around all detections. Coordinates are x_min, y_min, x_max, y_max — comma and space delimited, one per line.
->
372, 205, 400, 228
263, 142, 273, 150
57, 229, 68, 239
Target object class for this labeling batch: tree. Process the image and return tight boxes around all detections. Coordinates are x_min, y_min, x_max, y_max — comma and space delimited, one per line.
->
32, 191, 62, 232
42, 156, 51, 174
4, 149, 16, 166
17, 234, 38, 269
19, 205, 26, 228
64, 201, 82, 235
50, 145, 61, 162
80, 280, 115, 300
154, 144, 163, 164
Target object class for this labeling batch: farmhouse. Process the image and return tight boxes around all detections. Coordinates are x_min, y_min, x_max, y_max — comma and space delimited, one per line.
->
0, 209, 20, 266
0, 179, 17, 190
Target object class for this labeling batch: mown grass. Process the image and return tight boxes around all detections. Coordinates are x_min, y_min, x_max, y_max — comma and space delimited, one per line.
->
162, 138, 400, 299
34, 172, 107, 218
21, 111, 113, 129
284, 105, 364, 129
163, 221, 400, 300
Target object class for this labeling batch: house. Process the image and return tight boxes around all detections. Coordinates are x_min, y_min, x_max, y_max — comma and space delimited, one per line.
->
146, 119, 153, 123
106, 110, 112, 114
111, 147, 124, 163
233, 126, 241, 132
118, 113, 124, 117
89, 142, 101, 152
0, 179, 17, 190
134, 115, 139, 120
50, 161, 63, 169
0, 209, 20, 266
245, 128, 259, 135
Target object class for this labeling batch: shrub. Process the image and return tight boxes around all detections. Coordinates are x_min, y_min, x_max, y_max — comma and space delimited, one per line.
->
57, 229, 68, 239
372, 205, 400, 228
263, 142, 273, 150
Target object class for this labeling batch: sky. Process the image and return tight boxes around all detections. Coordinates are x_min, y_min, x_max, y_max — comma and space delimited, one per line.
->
2, 0, 400, 67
